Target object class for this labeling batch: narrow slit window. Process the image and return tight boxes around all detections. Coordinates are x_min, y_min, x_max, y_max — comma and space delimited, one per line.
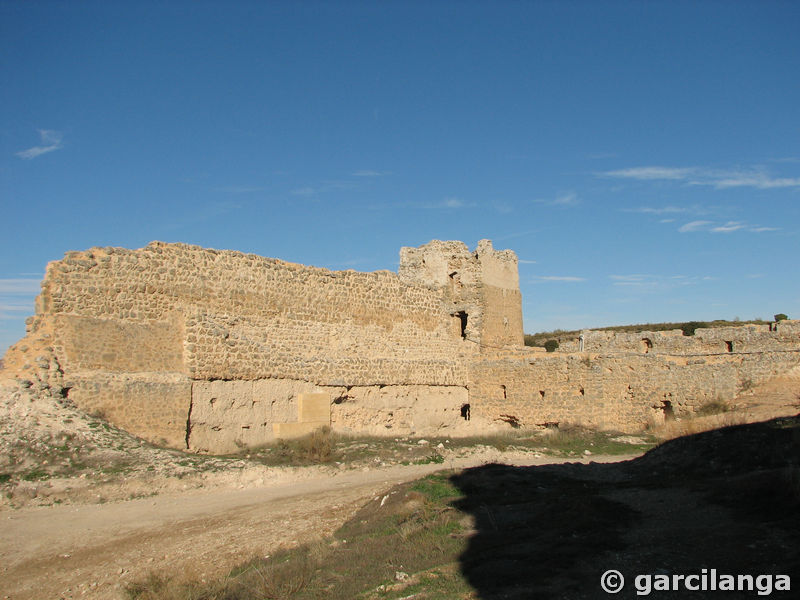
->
453, 311, 468, 339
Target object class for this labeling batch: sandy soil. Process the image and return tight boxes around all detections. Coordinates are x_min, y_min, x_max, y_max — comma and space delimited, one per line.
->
0, 452, 637, 600
1, 365, 796, 600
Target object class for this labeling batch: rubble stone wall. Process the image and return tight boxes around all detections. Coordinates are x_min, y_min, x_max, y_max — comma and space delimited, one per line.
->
468, 347, 800, 431
557, 321, 800, 355
3, 237, 798, 452
7, 240, 519, 450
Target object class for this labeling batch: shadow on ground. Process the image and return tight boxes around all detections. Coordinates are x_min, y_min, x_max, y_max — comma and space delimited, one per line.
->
451, 415, 800, 599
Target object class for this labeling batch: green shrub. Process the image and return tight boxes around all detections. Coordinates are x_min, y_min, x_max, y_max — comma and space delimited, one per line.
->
544, 339, 559, 352
775, 313, 789, 322
680, 321, 707, 336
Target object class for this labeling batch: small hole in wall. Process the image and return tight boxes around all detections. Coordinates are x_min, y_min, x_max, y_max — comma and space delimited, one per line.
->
539, 390, 545, 399
501, 384, 507, 399
453, 311, 468, 339
662, 400, 675, 421
460, 403, 471, 420
725, 341, 733, 352
579, 387, 585, 396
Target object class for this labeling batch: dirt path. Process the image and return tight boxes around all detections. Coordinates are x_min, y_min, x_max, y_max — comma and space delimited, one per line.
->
0, 452, 637, 600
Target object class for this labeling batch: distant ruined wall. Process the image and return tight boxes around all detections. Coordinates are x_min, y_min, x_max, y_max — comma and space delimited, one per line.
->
557, 322, 800, 355
3, 237, 799, 452
468, 344, 800, 431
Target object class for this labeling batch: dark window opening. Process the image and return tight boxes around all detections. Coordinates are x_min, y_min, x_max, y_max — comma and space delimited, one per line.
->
448, 271, 463, 290
642, 338, 653, 353
454, 311, 468, 339
725, 341, 733, 352
460, 403, 471, 421
662, 400, 675, 421
501, 384, 507, 399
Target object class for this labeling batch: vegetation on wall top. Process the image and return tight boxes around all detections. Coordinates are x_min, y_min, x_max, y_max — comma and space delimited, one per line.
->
524, 318, 774, 348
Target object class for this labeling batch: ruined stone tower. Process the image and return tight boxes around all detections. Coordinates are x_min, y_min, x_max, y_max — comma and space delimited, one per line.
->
398, 239, 524, 349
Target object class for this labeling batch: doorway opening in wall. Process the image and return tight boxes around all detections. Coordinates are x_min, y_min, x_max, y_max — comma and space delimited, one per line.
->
725, 341, 734, 352
662, 399, 675, 421
454, 311, 468, 339
641, 338, 653, 353
460, 403, 471, 420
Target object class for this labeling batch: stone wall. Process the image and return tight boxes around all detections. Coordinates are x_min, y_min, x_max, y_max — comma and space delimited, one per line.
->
468, 344, 800, 431
7, 239, 515, 450
186, 378, 468, 453
3, 238, 798, 452
557, 321, 800, 355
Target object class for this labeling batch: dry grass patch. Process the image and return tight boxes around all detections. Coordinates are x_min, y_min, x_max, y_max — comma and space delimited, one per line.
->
653, 411, 748, 441
126, 472, 471, 600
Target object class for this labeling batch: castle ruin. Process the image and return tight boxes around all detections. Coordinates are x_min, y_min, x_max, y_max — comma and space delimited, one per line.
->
3, 240, 799, 453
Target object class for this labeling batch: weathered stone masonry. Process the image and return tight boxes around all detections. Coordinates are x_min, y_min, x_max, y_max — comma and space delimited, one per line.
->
3, 239, 798, 453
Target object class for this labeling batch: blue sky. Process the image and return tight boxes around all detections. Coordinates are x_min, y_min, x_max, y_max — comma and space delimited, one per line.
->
2, 1, 799, 355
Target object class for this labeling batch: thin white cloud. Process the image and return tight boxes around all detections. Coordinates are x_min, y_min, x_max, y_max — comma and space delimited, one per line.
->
604, 166, 696, 181
0, 279, 41, 294
535, 192, 579, 207
628, 206, 690, 215
492, 200, 514, 214
518, 259, 538, 264
352, 170, 390, 177
711, 221, 747, 233
678, 220, 778, 234
291, 177, 365, 198
0, 303, 32, 311
602, 165, 800, 190
609, 273, 709, 291
321, 180, 359, 191
553, 192, 579, 206
412, 197, 476, 210
0, 279, 42, 294
710, 172, 800, 189
534, 276, 586, 282
679, 220, 714, 233
16, 129, 63, 159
